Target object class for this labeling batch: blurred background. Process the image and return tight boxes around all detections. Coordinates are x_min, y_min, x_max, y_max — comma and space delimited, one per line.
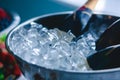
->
0, 0, 77, 23
0, 0, 120, 23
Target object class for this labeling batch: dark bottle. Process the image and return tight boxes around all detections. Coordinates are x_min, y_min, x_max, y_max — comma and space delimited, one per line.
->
62, 6, 93, 38
87, 19, 120, 70
62, 0, 99, 38
87, 45, 120, 70
96, 19, 120, 50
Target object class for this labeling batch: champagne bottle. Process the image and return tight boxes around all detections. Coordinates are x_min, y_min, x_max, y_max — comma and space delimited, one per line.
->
61, 0, 98, 38
96, 19, 120, 50
87, 19, 120, 70
62, 6, 93, 38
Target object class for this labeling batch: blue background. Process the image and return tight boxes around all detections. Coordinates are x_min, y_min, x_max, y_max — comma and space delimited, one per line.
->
0, 0, 76, 23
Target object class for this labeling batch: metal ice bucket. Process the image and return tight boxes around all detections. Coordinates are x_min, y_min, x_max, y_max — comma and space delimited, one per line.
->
6, 11, 120, 80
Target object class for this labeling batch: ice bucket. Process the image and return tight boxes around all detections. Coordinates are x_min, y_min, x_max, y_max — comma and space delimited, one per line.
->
5, 11, 120, 80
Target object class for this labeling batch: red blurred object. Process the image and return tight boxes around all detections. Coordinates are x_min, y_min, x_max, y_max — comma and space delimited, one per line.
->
0, 42, 5, 49
0, 42, 21, 79
0, 8, 10, 20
